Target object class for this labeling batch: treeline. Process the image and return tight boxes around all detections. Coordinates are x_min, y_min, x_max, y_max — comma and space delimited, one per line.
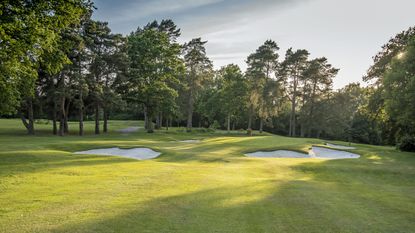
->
1, 1, 414, 151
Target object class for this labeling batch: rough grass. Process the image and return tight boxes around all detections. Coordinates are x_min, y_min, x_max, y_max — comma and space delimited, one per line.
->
0, 119, 414, 233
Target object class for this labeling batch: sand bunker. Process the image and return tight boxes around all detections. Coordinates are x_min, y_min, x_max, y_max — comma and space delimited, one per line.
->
310, 146, 360, 159
245, 150, 310, 158
74, 147, 160, 160
245, 146, 359, 160
325, 143, 356, 150
179, 140, 201, 143
117, 127, 141, 133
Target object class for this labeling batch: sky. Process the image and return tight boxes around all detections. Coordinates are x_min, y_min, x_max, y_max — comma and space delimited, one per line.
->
92, 0, 415, 89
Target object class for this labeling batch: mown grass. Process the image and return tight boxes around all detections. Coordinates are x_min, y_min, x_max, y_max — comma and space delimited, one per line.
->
0, 119, 414, 233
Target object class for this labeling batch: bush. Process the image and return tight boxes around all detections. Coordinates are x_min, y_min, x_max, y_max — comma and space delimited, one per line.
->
247, 128, 252, 136
397, 135, 415, 152
210, 121, 220, 130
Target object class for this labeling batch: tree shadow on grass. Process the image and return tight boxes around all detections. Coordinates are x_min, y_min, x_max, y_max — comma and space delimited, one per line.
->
48, 176, 415, 233
0, 151, 138, 178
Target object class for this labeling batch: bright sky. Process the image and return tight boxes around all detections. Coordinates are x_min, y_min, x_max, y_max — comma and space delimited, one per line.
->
93, 0, 415, 89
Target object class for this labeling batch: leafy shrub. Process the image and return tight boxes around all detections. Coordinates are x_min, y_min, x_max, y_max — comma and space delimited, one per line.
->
210, 121, 220, 130
247, 128, 252, 136
397, 135, 415, 152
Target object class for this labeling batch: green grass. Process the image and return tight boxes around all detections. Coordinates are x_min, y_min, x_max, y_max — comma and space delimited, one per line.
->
0, 119, 414, 233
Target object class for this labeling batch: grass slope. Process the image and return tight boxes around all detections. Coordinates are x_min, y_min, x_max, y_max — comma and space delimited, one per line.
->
0, 119, 414, 233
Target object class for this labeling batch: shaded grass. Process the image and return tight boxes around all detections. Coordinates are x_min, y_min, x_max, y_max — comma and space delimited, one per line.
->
0, 119, 414, 233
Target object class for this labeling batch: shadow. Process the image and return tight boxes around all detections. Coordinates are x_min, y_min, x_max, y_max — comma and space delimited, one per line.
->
0, 151, 138, 178
48, 176, 415, 233
2, 140, 414, 232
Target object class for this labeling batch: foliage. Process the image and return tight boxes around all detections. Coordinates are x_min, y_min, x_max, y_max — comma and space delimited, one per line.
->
397, 135, 415, 152
0, 0, 93, 114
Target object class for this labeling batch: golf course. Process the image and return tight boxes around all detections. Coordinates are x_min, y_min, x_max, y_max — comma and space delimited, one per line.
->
2, 1, 415, 232
1, 119, 414, 233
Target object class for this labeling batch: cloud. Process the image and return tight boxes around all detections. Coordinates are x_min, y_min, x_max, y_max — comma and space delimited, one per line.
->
92, 0, 415, 89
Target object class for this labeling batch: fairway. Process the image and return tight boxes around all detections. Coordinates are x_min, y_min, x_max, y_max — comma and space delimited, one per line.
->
0, 119, 414, 233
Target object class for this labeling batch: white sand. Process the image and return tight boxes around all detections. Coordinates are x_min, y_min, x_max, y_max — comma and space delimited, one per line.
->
117, 127, 141, 133
245, 150, 311, 158
325, 143, 356, 150
245, 147, 360, 160
179, 140, 201, 143
74, 147, 161, 160
310, 146, 360, 159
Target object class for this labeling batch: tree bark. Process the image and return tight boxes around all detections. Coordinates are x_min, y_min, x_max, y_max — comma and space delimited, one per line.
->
186, 90, 194, 132
144, 106, 148, 130
95, 103, 100, 134
306, 82, 318, 138
58, 97, 65, 136
28, 98, 34, 135
247, 104, 253, 130
290, 85, 297, 137
64, 100, 70, 134
20, 99, 35, 135
103, 108, 108, 133
147, 111, 154, 133
52, 101, 57, 135
79, 97, 84, 136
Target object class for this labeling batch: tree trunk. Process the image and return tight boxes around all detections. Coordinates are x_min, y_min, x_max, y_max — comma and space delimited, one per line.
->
147, 110, 154, 133
227, 113, 231, 133
79, 97, 84, 136
103, 108, 108, 133
52, 101, 57, 135
159, 112, 163, 129
95, 103, 100, 134
28, 98, 34, 135
20, 99, 35, 135
247, 105, 253, 130
307, 82, 318, 138
290, 98, 297, 137
289, 76, 298, 137
259, 118, 264, 134
144, 106, 148, 130
186, 90, 194, 132
58, 97, 65, 136
290, 97, 296, 137
64, 100, 70, 134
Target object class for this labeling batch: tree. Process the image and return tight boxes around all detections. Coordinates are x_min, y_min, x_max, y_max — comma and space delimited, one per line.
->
246, 40, 281, 133
299, 57, 338, 137
383, 37, 415, 142
127, 26, 183, 133
0, 0, 93, 116
83, 20, 124, 134
216, 64, 249, 132
364, 25, 415, 149
281, 48, 310, 137
182, 38, 213, 132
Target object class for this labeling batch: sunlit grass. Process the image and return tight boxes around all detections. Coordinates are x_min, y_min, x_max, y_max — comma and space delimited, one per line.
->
0, 119, 414, 232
